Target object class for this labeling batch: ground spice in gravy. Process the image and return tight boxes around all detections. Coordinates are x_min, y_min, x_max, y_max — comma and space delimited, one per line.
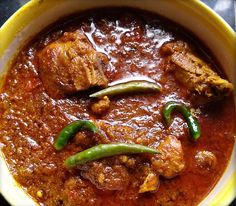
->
0, 8, 235, 206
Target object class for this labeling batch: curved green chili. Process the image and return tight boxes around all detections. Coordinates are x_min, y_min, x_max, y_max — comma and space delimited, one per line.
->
65, 143, 159, 168
89, 81, 161, 98
54, 120, 99, 150
162, 101, 201, 141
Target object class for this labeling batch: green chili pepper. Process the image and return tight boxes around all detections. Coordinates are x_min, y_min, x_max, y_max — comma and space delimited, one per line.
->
54, 120, 99, 150
65, 143, 159, 168
89, 81, 161, 98
162, 101, 201, 141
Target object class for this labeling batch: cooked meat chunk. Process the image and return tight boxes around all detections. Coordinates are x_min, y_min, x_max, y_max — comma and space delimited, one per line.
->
195, 151, 217, 170
37, 30, 109, 98
151, 136, 185, 178
160, 40, 191, 55
139, 172, 159, 193
161, 41, 233, 101
91, 96, 110, 115
170, 53, 233, 97
79, 161, 129, 190
74, 131, 97, 147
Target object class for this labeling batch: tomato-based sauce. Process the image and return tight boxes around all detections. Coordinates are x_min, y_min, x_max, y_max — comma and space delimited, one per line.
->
0, 8, 235, 206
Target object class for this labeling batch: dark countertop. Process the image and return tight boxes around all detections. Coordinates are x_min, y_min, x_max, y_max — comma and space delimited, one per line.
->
0, 0, 235, 206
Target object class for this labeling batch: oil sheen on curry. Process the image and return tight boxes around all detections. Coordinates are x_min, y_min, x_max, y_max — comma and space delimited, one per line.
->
0, 8, 235, 206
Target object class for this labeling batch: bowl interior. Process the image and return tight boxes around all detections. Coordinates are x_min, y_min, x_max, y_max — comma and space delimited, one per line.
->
0, 0, 235, 206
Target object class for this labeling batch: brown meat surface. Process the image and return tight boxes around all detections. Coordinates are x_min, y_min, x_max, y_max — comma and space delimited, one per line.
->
63, 177, 97, 206
91, 96, 110, 115
151, 136, 185, 178
74, 131, 97, 148
37, 30, 109, 98
161, 41, 233, 101
139, 171, 159, 193
79, 161, 130, 191
195, 150, 217, 170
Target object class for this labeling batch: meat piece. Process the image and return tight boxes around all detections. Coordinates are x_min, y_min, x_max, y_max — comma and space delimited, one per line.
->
91, 96, 110, 115
160, 40, 191, 55
74, 131, 97, 147
79, 161, 129, 191
170, 53, 233, 97
195, 150, 217, 170
139, 172, 159, 193
37, 30, 109, 98
161, 41, 233, 101
151, 136, 185, 178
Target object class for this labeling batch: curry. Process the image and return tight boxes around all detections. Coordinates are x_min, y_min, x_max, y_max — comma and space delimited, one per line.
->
0, 8, 235, 206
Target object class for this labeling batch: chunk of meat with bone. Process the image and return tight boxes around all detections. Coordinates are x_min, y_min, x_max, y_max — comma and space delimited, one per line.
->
151, 136, 185, 178
79, 161, 129, 191
37, 30, 108, 98
161, 41, 233, 101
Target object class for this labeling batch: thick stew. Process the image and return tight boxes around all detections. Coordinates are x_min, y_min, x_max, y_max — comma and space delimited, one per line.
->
0, 8, 235, 206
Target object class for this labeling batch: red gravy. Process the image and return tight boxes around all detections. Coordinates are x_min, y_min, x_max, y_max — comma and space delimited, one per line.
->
0, 8, 235, 206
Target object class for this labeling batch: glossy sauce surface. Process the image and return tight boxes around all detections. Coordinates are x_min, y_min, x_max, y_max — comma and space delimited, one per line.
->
0, 8, 235, 206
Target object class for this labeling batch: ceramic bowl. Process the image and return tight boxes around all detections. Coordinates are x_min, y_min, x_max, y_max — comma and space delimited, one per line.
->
0, 0, 235, 205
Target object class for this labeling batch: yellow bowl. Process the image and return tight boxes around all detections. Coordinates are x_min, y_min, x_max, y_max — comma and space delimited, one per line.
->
0, 0, 235, 205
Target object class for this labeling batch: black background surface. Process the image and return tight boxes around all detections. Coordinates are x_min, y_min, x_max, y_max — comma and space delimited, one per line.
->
0, 0, 235, 206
